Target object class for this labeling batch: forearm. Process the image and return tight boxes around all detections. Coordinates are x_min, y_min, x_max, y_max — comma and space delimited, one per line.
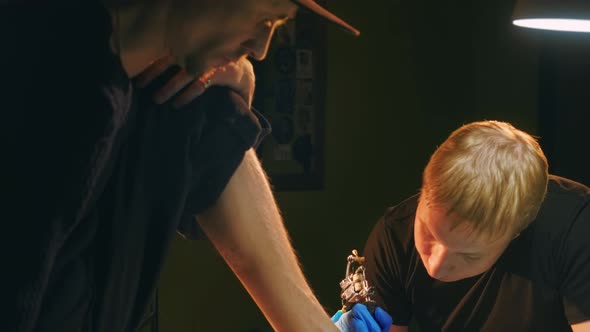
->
197, 149, 338, 332
572, 321, 590, 332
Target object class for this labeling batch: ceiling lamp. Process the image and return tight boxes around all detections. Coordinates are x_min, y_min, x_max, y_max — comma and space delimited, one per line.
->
513, 0, 590, 33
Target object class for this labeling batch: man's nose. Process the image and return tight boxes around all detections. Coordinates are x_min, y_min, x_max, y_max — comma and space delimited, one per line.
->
427, 245, 450, 279
244, 22, 278, 61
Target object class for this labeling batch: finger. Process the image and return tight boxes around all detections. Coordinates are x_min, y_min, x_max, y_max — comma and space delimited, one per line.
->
374, 307, 393, 331
350, 316, 370, 332
352, 304, 381, 332
331, 310, 344, 323
153, 70, 193, 104
133, 54, 175, 88
170, 79, 207, 109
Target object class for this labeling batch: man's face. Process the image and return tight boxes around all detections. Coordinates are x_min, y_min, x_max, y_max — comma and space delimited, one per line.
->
167, 0, 298, 75
414, 197, 512, 282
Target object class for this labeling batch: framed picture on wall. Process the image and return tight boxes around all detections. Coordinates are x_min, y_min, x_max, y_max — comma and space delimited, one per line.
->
252, 2, 327, 191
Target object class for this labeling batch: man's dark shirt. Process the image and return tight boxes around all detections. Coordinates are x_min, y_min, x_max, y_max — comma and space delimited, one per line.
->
364, 176, 590, 331
2, 4, 266, 331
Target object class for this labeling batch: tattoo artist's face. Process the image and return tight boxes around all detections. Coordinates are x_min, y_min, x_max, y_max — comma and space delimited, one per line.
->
414, 197, 512, 282
168, 0, 298, 75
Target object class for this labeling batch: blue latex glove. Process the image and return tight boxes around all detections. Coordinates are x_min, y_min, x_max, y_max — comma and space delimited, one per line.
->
331, 303, 393, 332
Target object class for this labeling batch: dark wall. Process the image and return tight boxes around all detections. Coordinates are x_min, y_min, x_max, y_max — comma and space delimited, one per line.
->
157, 0, 589, 331
537, 31, 590, 186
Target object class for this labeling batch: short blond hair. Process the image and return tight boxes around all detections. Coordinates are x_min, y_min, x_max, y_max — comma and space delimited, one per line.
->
421, 121, 549, 240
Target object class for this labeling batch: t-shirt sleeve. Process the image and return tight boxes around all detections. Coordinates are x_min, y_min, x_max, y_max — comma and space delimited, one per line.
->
176, 87, 270, 240
558, 198, 590, 324
363, 212, 414, 326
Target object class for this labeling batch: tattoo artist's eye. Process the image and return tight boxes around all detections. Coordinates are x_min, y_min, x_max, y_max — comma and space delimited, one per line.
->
462, 254, 480, 263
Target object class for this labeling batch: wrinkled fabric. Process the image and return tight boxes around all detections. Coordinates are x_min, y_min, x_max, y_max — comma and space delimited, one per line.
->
1, 3, 266, 331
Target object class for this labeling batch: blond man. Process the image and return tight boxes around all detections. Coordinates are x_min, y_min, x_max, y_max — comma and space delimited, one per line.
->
363, 121, 590, 331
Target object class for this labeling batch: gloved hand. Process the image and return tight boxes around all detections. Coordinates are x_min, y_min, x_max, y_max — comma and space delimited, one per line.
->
331, 303, 393, 332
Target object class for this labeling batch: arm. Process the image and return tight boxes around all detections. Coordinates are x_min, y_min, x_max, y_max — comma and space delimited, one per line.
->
389, 326, 409, 332
196, 150, 338, 332
363, 211, 415, 327
572, 321, 590, 332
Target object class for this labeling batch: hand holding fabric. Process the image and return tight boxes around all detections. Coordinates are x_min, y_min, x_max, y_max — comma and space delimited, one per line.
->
133, 55, 255, 108
331, 303, 393, 332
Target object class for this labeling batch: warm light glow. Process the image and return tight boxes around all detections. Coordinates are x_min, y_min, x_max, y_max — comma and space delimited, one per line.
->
513, 18, 590, 33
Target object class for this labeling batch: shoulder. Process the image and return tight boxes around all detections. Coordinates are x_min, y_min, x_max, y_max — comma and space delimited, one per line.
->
526, 175, 590, 281
531, 175, 590, 245
501, 176, 589, 287
367, 194, 419, 254
383, 194, 420, 229
536, 175, 590, 230
542, 176, 590, 324
547, 175, 590, 200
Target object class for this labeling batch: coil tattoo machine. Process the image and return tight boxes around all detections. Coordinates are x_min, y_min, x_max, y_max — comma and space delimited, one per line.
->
339, 249, 377, 313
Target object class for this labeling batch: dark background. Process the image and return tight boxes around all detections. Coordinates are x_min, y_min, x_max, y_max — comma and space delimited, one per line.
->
157, 0, 590, 330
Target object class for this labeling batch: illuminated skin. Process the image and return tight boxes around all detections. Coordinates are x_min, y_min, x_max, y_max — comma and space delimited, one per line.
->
414, 197, 514, 282
164, 0, 298, 75
110, 0, 298, 107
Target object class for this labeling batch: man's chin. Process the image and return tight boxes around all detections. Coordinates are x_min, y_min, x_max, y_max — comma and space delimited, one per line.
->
432, 275, 463, 282
428, 271, 483, 282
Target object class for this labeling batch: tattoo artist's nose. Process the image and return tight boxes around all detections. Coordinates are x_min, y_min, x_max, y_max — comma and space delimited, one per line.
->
427, 244, 450, 279
244, 21, 278, 61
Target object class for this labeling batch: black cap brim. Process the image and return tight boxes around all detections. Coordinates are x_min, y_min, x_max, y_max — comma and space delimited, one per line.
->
292, 0, 360, 36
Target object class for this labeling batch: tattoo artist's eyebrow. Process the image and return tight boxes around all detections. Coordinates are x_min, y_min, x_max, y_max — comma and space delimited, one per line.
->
458, 247, 482, 256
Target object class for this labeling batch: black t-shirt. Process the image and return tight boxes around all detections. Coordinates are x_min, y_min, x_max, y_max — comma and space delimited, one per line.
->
364, 176, 590, 331
2, 4, 266, 332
